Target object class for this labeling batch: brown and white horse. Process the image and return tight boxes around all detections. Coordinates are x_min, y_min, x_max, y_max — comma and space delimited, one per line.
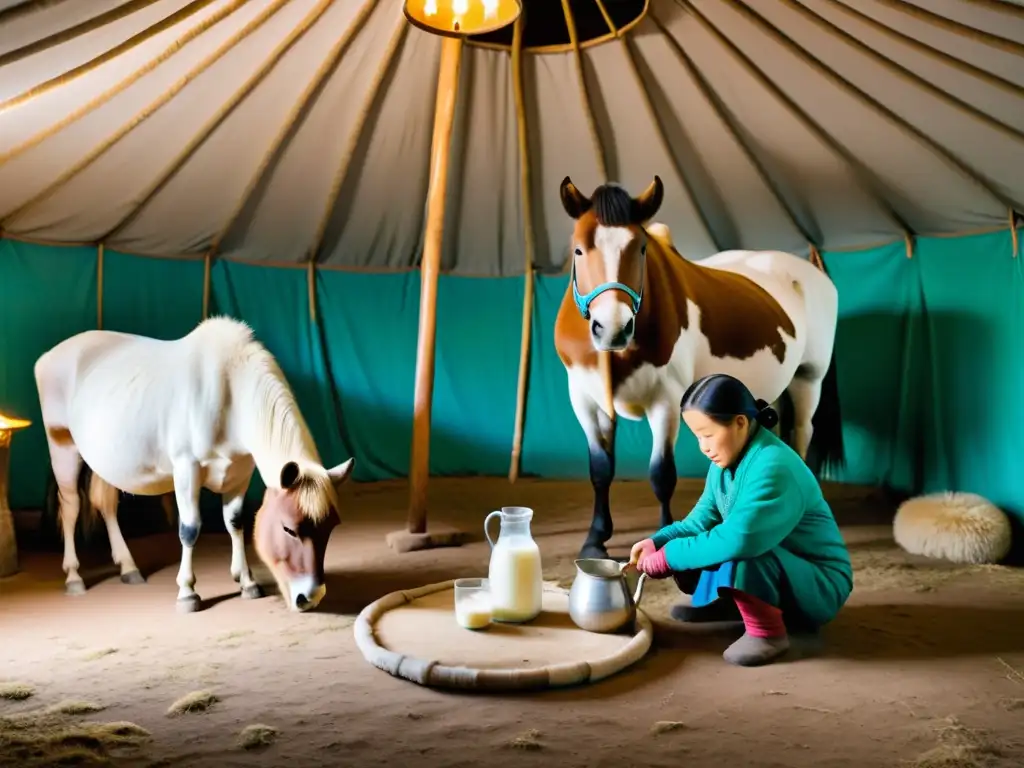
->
555, 176, 843, 560
33, 317, 355, 613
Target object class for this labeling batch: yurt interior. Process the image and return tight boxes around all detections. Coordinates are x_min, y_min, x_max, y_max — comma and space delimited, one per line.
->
1, 0, 1023, 766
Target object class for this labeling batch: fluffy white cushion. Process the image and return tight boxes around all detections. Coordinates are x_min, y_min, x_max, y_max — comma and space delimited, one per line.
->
893, 492, 1012, 565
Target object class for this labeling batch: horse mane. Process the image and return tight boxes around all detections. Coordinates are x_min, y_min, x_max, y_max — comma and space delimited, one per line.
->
590, 183, 636, 228
290, 467, 339, 523
194, 317, 333, 522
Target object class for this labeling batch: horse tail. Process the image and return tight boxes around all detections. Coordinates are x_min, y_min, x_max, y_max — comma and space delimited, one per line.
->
806, 347, 845, 478
84, 467, 118, 532
805, 257, 844, 478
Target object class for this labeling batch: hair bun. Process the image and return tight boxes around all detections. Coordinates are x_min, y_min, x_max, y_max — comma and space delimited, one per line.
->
754, 399, 779, 429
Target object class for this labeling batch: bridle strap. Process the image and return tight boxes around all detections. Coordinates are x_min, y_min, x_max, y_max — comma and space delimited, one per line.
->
571, 249, 646, 320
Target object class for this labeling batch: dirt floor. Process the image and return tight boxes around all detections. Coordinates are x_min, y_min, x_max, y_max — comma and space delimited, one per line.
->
2, 477, 1024, 768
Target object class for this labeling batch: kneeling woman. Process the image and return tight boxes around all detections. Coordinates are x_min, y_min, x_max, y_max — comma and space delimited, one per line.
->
630, 373, 853, 667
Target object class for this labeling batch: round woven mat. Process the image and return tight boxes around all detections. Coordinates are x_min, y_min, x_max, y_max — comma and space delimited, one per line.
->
353, 580, 653, 691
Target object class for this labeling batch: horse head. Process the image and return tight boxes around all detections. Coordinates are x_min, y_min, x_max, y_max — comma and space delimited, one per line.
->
253, 458, 354, 612
560, 175, 664, 352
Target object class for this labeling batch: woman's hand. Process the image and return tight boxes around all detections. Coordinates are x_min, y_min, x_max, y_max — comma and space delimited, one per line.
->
637, 548, 672, 579
628, 538, 657, 569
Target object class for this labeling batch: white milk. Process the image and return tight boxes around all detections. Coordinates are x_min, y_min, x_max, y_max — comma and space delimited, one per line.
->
488, 543, 543, 623
455, 592, 493, 630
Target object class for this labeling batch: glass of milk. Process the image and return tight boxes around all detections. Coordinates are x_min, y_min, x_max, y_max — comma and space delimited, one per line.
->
454, 578, 493, 630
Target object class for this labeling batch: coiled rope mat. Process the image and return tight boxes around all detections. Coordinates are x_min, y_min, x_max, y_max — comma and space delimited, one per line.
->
353, 579, 653, 691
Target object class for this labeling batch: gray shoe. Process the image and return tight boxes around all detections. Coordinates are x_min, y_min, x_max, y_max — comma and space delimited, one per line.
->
722, 632, 790, 667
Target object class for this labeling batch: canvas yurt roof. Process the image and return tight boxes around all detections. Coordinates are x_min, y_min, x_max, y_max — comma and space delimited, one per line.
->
1, 0, 1022, 276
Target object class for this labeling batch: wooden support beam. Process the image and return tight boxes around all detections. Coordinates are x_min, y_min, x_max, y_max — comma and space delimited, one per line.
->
388, 35, 467, 554
508, 13, 534, 483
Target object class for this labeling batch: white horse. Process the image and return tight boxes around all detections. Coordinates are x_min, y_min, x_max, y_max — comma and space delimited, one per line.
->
555, 176, 843, 559
33, 316, 354, 613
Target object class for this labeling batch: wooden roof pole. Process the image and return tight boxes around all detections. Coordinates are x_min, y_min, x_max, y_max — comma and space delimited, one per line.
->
508, 12, 534, 483
387, 34, 468, 554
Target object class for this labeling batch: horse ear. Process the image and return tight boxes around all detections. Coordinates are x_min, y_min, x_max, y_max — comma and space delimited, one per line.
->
560, 176, 592, 219
326, 458, 355, 488
280, 461, 301, 490
633, 176, 664, 223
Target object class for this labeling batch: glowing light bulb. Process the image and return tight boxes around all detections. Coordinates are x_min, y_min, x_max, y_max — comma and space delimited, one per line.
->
482, 0, 497, 18
452, 0, 468, 14
424, 0, 437, 14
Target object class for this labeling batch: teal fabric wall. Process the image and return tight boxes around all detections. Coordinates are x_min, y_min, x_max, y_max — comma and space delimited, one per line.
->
1, 231, 1020, 523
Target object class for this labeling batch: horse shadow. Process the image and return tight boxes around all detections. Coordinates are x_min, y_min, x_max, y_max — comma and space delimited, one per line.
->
829, 309, 1005, 490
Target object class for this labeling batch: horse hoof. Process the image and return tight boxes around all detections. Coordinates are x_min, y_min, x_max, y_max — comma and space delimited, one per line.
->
65, 580, 86, 596
120, 570, 146, 585
241, 584, 264, 600
176, 595, 202, 614
579, 544, 610, 560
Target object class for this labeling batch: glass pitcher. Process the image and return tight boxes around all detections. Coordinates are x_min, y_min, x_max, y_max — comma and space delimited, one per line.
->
484, 506, 543, 623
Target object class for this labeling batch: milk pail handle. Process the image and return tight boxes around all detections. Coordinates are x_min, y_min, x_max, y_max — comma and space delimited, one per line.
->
484, 510, 501, 549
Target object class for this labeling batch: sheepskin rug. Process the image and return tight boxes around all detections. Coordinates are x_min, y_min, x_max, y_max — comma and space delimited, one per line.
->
893, 492, 1012, 565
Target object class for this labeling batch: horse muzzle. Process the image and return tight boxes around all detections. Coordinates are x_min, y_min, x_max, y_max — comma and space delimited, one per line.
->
590, 315, 635, 351
288, 575, 326, 612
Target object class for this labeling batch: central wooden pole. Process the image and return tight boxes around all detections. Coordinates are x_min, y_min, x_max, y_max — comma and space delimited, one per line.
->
388, 35, 466, 553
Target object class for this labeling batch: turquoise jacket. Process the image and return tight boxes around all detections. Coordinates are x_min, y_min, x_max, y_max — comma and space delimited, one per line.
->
650, 425, 853, 625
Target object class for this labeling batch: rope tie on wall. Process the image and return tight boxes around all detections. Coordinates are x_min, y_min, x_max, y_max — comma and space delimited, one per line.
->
308, 259, 317, 323
202, 252, 212, 320
1011, 208, 1019, 258
96, 243, 105, 330
808, 243, 824, 271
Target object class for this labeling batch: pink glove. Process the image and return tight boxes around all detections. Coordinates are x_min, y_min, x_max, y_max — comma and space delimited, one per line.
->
638, 548, 672, 579
630, 538, 657, 569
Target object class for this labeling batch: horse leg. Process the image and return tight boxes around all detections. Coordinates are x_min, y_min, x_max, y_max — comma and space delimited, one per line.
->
786, 371, 823, 461
569, 381, 616, 560
88, 474, 145, 585
43, 431, 86, 595
172, 460, 203, 613
223, 487, 263, 600
96, 503, 144, 585
647, 395, 681, 530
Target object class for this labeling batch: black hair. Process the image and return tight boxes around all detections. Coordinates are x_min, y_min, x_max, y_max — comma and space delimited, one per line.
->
679, 373, 779, 430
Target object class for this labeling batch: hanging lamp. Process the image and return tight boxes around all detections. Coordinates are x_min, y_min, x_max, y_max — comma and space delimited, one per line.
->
403, 0, 522, 37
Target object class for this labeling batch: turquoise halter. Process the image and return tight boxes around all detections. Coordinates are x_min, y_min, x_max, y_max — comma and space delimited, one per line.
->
570, 247, 646, 321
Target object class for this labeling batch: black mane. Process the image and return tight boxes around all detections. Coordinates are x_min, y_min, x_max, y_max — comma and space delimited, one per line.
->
590, 183, 636, 228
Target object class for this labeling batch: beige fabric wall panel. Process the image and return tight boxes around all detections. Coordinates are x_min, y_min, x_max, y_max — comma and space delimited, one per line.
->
0, 0, 284, 229
313, 21, 439, 270
4, 0, 320, 242
112, 0, 376, 256
0, 0, 1021, 272
800, 0, 1024, 133
524, 51, 604, 271
0, 0, 193, 101
220, 0, 408, 264
656, 1, 903, 250
628, 16, 807, 255
440, 45, 524, 276
0, 0, 146, 60
838, 0, 1024, 87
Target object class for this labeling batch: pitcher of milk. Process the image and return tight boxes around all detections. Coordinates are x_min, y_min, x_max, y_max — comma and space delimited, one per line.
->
484, 506, 543, 623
